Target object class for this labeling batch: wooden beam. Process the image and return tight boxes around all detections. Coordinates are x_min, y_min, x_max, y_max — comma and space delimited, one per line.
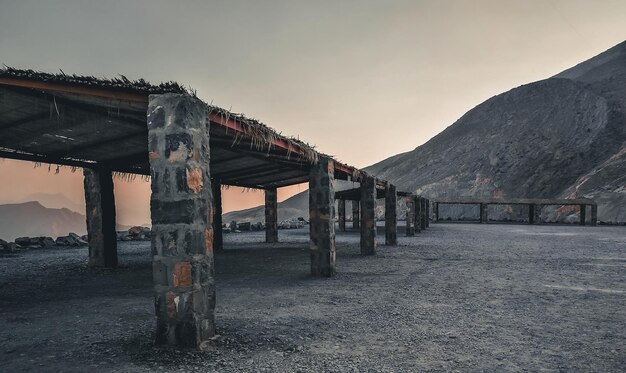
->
0, 112, 50, 131
0, 77, 149, 103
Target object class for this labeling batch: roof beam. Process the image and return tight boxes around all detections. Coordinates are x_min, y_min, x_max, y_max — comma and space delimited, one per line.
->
0, 111, 50, 131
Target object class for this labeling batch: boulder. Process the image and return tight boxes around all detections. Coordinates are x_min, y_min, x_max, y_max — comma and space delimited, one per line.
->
56, 233, 88, 247
15, 237, 31, 246
41, 237, 56, 247
0, 241, 21, 254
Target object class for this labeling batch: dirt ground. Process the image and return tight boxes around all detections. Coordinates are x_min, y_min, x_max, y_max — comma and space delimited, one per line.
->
0, 223, 625, 372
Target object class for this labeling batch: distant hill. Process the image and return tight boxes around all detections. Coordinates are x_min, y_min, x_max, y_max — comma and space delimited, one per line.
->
0, 201, 135, 241
223, 191, 309, 224
23, 192, 85, 213
225, 41, 626, 224
0, 201, 87, 241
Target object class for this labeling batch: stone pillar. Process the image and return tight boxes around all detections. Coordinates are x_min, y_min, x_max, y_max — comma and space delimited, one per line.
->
352, 201, 360, 229
480, 203, 488, 223
420, 197, 427, 230
309, 156, 336, 277
148, 94, 215, 347
406, 197, 415, 236
528, 204, 535, 225
435, 202, 439, 222
425, 199, 430, 228
84, 167, 118, 268
414, 196, 422, 233
212, 180, 223, 251
265, 188, 278, 243
385, 184, 397, 246
579, 204, 586, 226
360, 176, 377, 255
591, 204, 598, 226
533, 204, 542, 225
338, 199, 346, 232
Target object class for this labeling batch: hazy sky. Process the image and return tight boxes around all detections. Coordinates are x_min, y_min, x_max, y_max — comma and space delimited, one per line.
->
0, 0, 625, 223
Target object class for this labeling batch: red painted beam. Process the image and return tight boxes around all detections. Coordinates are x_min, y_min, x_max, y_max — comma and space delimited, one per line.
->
0, 77, 149, 103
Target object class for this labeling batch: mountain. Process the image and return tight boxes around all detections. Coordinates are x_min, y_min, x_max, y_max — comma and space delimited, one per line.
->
23, 193, 85, 213
0, 201, 137, 241
0, 201, 87, 241
366, 40, 626, 223
223, 191, 309, 224
219, 41, 626, 224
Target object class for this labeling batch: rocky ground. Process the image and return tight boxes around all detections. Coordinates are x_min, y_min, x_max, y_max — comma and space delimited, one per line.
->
0, 224, 625, 372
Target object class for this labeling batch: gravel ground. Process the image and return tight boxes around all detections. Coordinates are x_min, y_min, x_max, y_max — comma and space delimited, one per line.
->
0, 223, 625, 372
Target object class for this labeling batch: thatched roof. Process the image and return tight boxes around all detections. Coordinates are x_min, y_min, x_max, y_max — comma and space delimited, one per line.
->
0, 66, 187, 95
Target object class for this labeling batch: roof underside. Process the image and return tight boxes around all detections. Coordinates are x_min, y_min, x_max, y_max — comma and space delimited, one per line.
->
0, 68, 363, 189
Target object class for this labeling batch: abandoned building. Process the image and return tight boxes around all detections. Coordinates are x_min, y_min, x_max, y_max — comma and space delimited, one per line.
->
0, 68, 433, 348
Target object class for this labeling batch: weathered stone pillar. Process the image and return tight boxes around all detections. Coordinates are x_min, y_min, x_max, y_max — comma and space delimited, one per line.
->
414, 196, 422, 233
480, 203, 488, 223
434, 202, 439, 222
528, 204, 535, 225
212, 180, 223, 251
148, 94, 215, 347
309, 156, 336, 277
338, 199, 346, 232
425, 199, 430, 228
406, 197, 415, 236
385, 184, 397, 245
533, 204, 541, 225
352, 200, 360, 229
265, 188, 278, 243
84, 167, 118, 268
579, 204, 586, 226
420, 197, 427, 230
360, 176, 377, 255
591, 204, 598, 226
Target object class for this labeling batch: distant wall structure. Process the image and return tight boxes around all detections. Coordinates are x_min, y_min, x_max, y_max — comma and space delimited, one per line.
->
0, 67, 419, 348
434, 198, 597, 226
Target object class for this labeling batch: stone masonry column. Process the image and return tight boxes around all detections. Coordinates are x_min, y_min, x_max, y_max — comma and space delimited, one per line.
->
425, 199, 430, 228
420, 197, 427, 230
414, 196, 422, 234
213, 180, 223, 251
591, 204, 598, 226
309, 156, 336, 277
265, 188, 278, 243
579, 204, 586, 226
480, 203, 487, 223
84, 167, 118, 268
385, 184, 397, 245
528, 204, 536, 225
338, 199, 346, 232
406, 197, 415, 236
360, 176, 377, 255
148, 94, 215, 347
533, 204, 542, 225
352, 200, 360, 229
434, 202, 439, 222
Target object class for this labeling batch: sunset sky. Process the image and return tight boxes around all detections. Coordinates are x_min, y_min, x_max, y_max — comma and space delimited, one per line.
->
0, 0, 625, 225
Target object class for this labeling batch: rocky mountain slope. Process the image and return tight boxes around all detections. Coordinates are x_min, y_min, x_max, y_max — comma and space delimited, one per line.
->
366, 40, 626, 223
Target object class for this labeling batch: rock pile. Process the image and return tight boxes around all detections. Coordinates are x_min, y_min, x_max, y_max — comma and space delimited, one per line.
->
117, 226, 151, 241
0, 232, 88, 253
